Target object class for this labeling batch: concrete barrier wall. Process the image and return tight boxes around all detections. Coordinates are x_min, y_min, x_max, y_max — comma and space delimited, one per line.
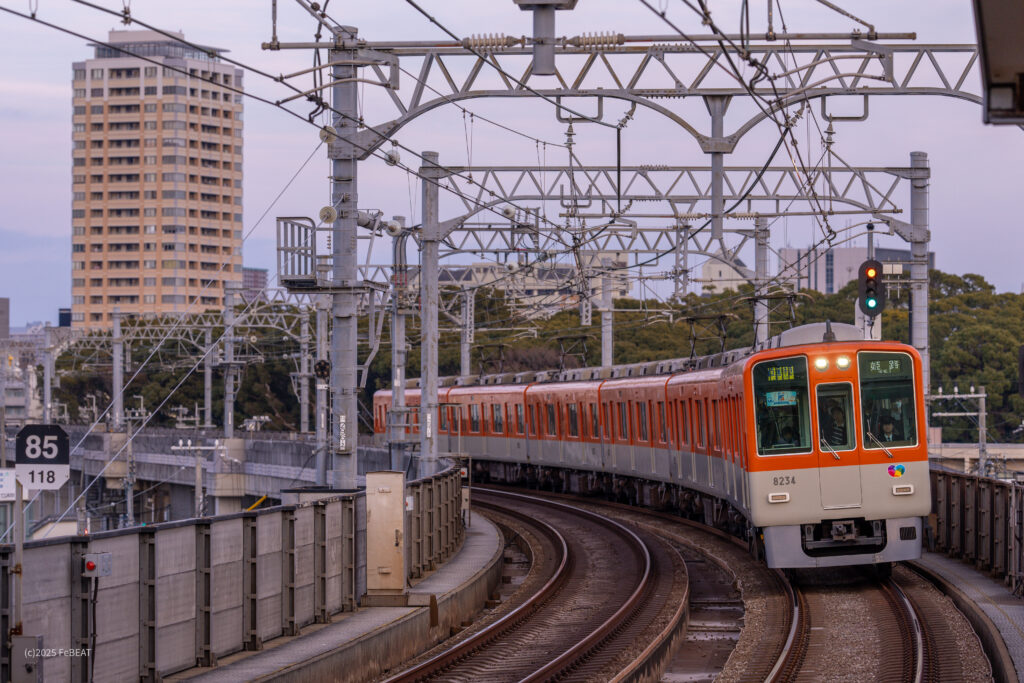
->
1, 464, 463, 682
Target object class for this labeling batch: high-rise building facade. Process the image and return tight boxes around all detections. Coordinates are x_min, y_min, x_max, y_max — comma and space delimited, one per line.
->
71, 30, 243, 328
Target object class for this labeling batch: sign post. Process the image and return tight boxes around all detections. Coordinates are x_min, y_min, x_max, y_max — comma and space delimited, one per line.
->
12, 425, 70, 640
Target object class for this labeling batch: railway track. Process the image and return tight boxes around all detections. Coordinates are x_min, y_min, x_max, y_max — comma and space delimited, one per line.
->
764, 565, 988, 682
383, 489, 687, 682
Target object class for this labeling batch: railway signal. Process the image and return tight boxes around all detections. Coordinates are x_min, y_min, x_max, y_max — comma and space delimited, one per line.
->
857, 260, 886, 317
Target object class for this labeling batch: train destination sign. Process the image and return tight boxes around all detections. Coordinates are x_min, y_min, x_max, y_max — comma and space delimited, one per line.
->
859, 352, 913, 380
15, 424, 71, 491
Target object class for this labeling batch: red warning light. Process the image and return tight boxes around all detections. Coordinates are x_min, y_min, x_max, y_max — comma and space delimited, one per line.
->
85, 560, 96, 571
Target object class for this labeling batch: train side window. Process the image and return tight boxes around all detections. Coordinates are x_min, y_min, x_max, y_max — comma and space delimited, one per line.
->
637, 402, 649, 442
440, 406, 448, 432
617, 402, 628, 441
528, 404, 537, 436
567, 403, 579, 438
713, 400, 721, 450
590, 403, 600, 439
470, 404, 481, 433
679, 401, 689, 445
493, 404, 504, 434
516, 404, 525, 435
546, 403, 557, 436
696, 400, 705, 447
752, 356, 812, 455
657, 401, 667, 444
602, 403, 611, 440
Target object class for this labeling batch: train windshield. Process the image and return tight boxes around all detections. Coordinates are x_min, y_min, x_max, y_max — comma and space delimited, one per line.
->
858, 351, 917, 448
753, 356, 812, 455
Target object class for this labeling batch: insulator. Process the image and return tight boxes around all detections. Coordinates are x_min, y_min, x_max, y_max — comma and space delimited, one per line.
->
568, 32, 625, 49
462, 33, 514, 52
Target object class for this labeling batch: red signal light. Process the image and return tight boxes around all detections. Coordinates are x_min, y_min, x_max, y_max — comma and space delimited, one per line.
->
85, 560, 96, 571
866, 267, 877, 278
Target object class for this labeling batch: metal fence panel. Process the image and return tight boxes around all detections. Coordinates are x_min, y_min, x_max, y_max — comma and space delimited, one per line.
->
210, 517, 245, 657
255, 511, 284, 643
89, 534, 141, 682
155, 525, 198, 675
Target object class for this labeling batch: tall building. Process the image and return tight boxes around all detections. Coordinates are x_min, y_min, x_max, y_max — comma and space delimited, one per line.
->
777, 245, 936, 294
241, 266, 268, 301
71, 30, 243, 329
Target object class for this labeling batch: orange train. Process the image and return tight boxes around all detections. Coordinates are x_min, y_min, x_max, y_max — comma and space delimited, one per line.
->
373, 322, 930, 568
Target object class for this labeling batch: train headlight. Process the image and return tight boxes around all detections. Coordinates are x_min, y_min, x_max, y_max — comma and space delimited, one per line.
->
814, 357, 829, 371
836, 355, 851, 370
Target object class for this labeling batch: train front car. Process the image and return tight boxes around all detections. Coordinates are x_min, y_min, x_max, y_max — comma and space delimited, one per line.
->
745, 334, 930, 568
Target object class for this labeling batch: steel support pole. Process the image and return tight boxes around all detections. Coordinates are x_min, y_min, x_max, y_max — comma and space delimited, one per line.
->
194, 443, 203, 517
0, 362, 6, 467
420, 151, 442, 475
754, 217, 770, 345
315, 298, 328, 486
979, 386, 987, 475
330, 31, 360, 490
910, 151, 930, 395
112, 308, 124, 431
299, 313, 310, 434
460, 291, 474, 380
42, 326, 52, 424
223, 287, 236, 440
705, 96, 731, 241
601, 275, 613, 367
203, 328, 213, 428
390, 219, 407, 472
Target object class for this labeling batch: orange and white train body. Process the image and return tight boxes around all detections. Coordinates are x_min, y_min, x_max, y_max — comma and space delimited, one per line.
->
374, 323, 930, 568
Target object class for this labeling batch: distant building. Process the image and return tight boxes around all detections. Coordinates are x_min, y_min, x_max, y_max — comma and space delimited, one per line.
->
58, 308, 72, 327
241, 267, 268, 301
700, 251, 754, 294
409, 252, 631, 317
71, 30, 244, 329
777, 245, 936, 294
0, 297, 8, 339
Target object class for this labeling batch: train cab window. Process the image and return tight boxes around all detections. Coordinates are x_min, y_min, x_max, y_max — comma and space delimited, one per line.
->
817, 383, 855, 452
567, 403, 579, 438
469, 404, 481, 433
617, 403, 628, 441
859, 351, 917, 448
753, 356, 812, 455
657, 402, 667, 444
637, 402, 649, 442
546, 403, 557, 436
590, 403, 600, 439
492, 404, 504, 434
516, 404, 525, 435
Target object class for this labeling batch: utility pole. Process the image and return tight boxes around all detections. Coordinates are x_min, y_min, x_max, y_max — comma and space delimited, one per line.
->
328, 26, 361, 490
753, 217, 770, 346
315, 297, 328, 486
460, 290, 474, 380
204, 327, 213, 428
223, 286, 237, 439
909, 151, 931, 394
704, 96, 731, 241
420, 151, 442, 475
390, 217, 408, 471
601, 274, 613, 368
299, 312, 310, 434
112, 308, 124, 431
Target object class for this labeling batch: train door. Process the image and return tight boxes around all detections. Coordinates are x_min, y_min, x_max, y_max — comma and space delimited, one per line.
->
815, 383, 861, 509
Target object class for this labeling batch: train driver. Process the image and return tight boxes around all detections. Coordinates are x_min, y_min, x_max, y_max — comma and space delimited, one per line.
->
825, 406, 847, 446
879, 414, 903, 443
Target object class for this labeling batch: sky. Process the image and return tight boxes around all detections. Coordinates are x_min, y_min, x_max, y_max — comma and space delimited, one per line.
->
1, 0, 1022, 327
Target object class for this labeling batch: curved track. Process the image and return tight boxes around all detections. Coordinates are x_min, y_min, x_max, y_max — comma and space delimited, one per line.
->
385, 489, 684, 682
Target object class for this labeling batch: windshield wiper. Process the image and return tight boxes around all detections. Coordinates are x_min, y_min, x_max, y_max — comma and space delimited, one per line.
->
866, 430, 895, 459
819, 437, 841, 460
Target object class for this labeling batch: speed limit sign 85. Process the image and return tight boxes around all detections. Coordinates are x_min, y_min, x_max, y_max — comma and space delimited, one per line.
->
16, 425, 70, 490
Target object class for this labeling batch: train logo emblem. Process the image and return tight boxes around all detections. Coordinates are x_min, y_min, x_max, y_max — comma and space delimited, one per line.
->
887, 464, 906, 478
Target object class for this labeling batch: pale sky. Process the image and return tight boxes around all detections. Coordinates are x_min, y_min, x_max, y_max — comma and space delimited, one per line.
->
2, 0, 1021, 327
